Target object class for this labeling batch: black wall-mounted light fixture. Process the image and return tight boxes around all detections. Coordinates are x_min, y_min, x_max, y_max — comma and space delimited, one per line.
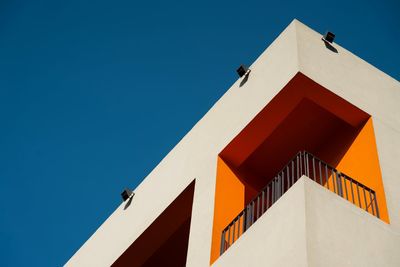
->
236, 64, 250, 78
322, 31, 335, 43
121, 188, 134, 201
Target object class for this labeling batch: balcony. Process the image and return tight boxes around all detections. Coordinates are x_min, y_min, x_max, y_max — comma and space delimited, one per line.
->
210, 76, 389, 264
220, 151, 379, 255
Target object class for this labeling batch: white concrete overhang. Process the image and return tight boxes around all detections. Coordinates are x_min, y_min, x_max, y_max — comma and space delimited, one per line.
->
213, 176, 400, 267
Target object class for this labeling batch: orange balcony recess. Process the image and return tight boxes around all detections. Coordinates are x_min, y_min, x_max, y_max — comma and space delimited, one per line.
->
220, 151, 379, 254
209, 73, 389, 264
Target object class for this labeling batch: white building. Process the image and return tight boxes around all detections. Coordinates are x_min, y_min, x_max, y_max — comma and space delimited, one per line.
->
66, 20, 400, 267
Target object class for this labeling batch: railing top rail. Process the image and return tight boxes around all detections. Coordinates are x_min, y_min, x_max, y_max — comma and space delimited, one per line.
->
222, 210, 245, 232
222, 150, 376, 233
302, 151, 374, 191
221, 150, 380, 255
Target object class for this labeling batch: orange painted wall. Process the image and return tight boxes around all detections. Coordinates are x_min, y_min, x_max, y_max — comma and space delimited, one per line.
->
220, 73, 370, 169
332, 118, 389, 223
210, 157, 246, 264
210, 74, 389, 264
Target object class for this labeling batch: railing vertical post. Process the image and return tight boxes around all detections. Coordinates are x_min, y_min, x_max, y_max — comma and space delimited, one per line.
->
343, 177, 348, 200
282, 173, 285, 195
369, 189, 375, 216
325, 164, 329, 190
247, 204, 251, 228
243, 208, 247, 233
276, 177, 280, 200
244, 206, 248, 231
356, 183, 362, 209
246, 205, 249, 229
272, 178, 275, 204
232, 219, 236, 244
332, 169, 337, 194
286, 166, 290, 190
237, 215, 241, 238
279, 175, 283, 198
299, 153, 303, 177
227, 227, 230, 249
291, 161, 295, 185
318, 161, 322, 185
350, 179, 355, 204
220, 230, 225, 255
277, 177, 279, 200
374, 191, 380, 218
336, 172, 343, 197
312, 156, 316, 181
363, 186, 368, 212
251, 201, 255, 226
261, 190, 265, 214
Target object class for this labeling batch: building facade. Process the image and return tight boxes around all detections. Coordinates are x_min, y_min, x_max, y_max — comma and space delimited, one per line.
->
66, 20, 400, 267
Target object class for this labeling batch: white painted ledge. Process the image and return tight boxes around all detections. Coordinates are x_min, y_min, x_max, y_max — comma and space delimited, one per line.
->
213, 176, 400, 267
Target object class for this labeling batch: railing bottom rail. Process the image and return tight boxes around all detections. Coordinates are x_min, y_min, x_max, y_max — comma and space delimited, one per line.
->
220, 150, 379, 255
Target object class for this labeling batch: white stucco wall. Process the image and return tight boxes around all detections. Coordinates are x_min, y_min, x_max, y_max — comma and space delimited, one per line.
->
66, 20, 400, 266
212, 177, 308, 267
304, 177, 400, 267
213, 177, 400, 267
66, 20, 300, 267
295, 21, 400, 230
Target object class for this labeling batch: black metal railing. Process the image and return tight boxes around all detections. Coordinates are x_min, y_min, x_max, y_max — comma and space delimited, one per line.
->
220, 151, 379, 255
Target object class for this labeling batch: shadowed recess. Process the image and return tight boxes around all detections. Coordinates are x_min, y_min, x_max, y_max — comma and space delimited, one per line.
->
210, 72, 389, 264
112, 180, 195, 267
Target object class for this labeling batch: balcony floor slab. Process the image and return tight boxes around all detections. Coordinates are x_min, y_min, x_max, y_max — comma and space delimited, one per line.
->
213, 176, 400, 267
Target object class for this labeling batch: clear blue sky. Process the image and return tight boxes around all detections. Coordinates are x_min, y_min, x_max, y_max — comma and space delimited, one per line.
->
0, 0, 398, 266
